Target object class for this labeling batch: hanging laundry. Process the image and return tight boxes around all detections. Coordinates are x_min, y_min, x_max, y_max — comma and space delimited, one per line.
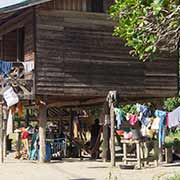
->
129, 114, 138, 126
166, 112, 169, 127
155, 110, 166, 148
7, 109, 13, 135
114, 108, 124, 129
151, 117, 161, 130
17, 102, 23, 117
10, 106, 16, 114
3, 86, 19, 107
73, 112, 79, 138
0, 60, 12, 77
136, 104, 151, 126
22, 61, 34, 73
168, 107, 180, 128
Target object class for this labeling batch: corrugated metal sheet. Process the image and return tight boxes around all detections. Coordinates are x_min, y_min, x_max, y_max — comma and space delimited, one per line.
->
0, 0, 52, 13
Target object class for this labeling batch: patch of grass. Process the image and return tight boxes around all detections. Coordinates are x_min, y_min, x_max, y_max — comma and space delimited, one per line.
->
167, 174, 180, 180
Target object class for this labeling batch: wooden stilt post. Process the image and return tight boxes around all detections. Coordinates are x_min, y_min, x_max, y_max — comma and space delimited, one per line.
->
103, 124, 110, 162
39, 104, 47, 163
110, 103, 115, 167
2, 105, 7, 158
3, 120, 7, 158
0, 102, 4, 163
69, 109, 73, 157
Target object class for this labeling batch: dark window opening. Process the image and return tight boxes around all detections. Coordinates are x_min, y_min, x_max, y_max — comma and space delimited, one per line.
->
91, 0, 103, 12
17, 27, 24, 62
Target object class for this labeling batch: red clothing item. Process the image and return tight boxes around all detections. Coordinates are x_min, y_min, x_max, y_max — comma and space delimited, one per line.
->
22, 131, 28, 139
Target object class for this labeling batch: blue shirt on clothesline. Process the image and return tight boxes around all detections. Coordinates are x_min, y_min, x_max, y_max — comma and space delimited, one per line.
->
0, 60, 12, 77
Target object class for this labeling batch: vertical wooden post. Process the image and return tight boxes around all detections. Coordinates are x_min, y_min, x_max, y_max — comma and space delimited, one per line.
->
69, 109, 73, 157
123, 142, 127, 165
136, 141, 141, 169
103, 124, 110, 162
39, 104, 47, 163
0, 102, 4, 163
3, 120, 7, 157
25, 109, 30, 127
2, 105, 7, 158
110, 103, 115, 167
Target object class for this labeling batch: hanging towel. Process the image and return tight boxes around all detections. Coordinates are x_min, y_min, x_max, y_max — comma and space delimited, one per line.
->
168, 107, 180, 128
0, 60, 12, 76
151, 117, 161, 130
155, 110, 166, 148
22, 61, 34, 73
114, 108, 124, 129
129, 114, 138, 126
136, 104, 151, 126
7, 109, 13, 135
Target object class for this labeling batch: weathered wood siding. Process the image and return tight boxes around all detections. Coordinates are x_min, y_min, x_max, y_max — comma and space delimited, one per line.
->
35, 10, 178, 98
38, 0, 103, 12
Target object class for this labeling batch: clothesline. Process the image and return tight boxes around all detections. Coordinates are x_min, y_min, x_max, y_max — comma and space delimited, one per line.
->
0, 60, 34, 76
114, 103, 180, 148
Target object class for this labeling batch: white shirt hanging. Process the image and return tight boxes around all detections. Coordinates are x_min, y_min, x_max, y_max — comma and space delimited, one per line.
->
22, 61, 34, 73
3, 86, 19, 107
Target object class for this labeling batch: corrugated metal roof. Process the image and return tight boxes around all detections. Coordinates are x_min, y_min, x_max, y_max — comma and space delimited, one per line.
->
0, 0, 51, 13
0, 0, 26, 9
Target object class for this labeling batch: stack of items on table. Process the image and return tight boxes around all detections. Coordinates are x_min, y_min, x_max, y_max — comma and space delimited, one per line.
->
115, 104, 180, 148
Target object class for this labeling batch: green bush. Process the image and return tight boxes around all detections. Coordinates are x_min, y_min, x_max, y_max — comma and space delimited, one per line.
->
167, 174, 180, 180
164, 97, 180, 112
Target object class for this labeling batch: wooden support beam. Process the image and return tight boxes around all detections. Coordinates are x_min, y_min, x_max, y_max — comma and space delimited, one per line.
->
3, 114, 7, 158
102, 124, 110, 162
39, 104, 47, 163
69, 109, 73, 157
110, 103, 115, 167
47, 98, 105, 108
0, 101, 4, 163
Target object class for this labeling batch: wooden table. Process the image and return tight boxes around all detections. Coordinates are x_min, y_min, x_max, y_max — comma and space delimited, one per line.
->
121, 139, 158, 169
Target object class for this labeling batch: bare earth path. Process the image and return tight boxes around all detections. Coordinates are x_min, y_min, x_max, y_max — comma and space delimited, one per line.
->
0, 156, 179, 180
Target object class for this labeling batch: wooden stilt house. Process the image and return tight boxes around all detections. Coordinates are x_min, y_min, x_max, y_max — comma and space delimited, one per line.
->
0, 0, 179, 163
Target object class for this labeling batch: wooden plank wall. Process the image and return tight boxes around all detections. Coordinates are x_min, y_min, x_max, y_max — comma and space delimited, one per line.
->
38, 0, 104, 12
35, 10, 178, 98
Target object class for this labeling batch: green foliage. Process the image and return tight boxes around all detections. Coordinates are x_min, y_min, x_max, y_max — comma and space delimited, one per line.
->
167, 174, 180, 180
164, 97, 180, 111
119, 104, 138, 114
109, 0, 180, 61
165, 128, 180, 147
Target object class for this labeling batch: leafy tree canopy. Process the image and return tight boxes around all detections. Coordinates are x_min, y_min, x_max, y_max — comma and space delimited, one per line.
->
109, 0, 180, 61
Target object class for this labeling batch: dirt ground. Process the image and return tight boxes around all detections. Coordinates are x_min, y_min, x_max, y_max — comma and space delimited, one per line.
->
0, 155, 180, 180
